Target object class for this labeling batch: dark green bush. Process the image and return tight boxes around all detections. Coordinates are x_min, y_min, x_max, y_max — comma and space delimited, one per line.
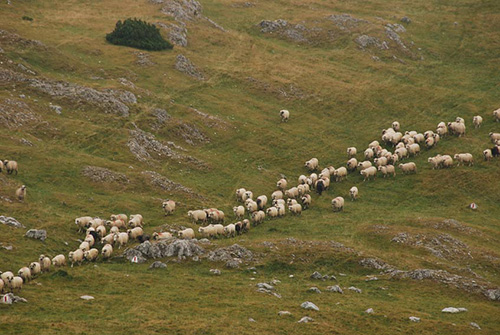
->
106, 18, 173, 51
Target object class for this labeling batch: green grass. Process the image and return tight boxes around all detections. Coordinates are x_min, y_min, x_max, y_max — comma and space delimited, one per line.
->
0, 0, 499, 333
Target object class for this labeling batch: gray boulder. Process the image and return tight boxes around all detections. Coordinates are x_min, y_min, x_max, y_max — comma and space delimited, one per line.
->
0, 216, 25, 228
25, 229, 47, 241
149, 261, 167, 269
300, 301, 319, 311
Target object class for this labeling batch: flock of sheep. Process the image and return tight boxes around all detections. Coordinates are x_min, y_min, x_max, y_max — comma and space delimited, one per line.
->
0, 108, 499, 294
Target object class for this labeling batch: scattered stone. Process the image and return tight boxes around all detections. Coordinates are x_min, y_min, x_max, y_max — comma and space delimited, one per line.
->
441, 307, 467, 313
207, 244, 253, 269
49, 104, 62, 114
401, 17, 411, 24
157, 22, 188, 47
225, 259, 241, 268
82, 166, 129, 184
141, 171, 206, 199
385, 26, 406, 49
259, 19, 288, 33
17, 63, 36, 75
355, 35, 387, 49
326, 13, 367, 31
256, 283, 274, 290
149, 261, 167, 269
175, 54, 205, 80
311, 271, 323, 279
125, 239, 204, 261
365, 308, 374, 314
365, 276, 378, 281
298, 316, 314, 323
470, 322, 481, 330
80, 295, 94, 300
118, 78, 136, 89
289, 275, 294, 278
0, 216, 25, 228
248, 318, 256, 322
210, 269, 221, 275
300, 301, 319, 311
0, 98, 43, 129
133, 51, 155, 66
386, 23, 406, 33
174, 123, 210, 145
409, 316, 421, 322
20, 138, 33, 146
232, 2, 255, 8
278, 311, 292, 316
270, 279, 281, 285
391, 233, 472, 261
308, 287, 322, 294
160, 0, 202, 22
348, 286, 362, 293
204, 17, 226, 32
25, 229, 47, 241
326, 285, 343, 294
198, 238, 210, 244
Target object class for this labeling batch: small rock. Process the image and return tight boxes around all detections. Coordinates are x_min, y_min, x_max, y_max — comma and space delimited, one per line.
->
0, 216, 25, 228
149, 261, 167, 269
326, 285, 343, 294
365, 308, 374, 314
49, 104, 62, 114
298, 316, 314, 323
210, 269, 221, 275
365, 276, 378, 281
80, 295, 94, 300
470, 322, 481, 330
308, 287, 322, 294
310, 271, 323, 279
401, 16, 411, 24
198, 238, 211, 244
256, 283, 274, 290
25, 229, 47, 241
289, 274, 294, 278
348, 286, 362, 293
278, 311, 292, 316
409, 316, 421, 322
441, 307, 467, 313
270, 279, 281, 285
301, 301, 319, 311
248, 318, 256, 322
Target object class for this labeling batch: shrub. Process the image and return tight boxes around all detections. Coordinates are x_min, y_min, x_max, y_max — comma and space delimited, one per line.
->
106, 18, 173, 51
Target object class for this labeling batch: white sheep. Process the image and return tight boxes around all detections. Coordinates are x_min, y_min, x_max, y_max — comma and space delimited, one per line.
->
75, 216, 93, 232
8, 276, 23, 292
440, 155, 454, 168
213, 224, 225, 236
84, 234, 95, 247
413, 133, 425, 143
448, 122, 466, 137
15, 185, 26, 201
349, 187, 358, 201
357, 161, 372, 171
233, 206, 245, 219
305, 158, 319, 171
436, 126, 448, 137
331, 197, 345, 212
347, 147, 357, 157
483, 149, 493, 161
347, 158, 358, 171
425, 136, 435, 149
360, 166, 377, 181
334, 167, 347, 182
128, 214, 144, 228
276, 203, 286, 217
84, 248, 99, 262
280, 109, 290, 122
374, 157, 388, 167
276, 179, 287, 190
102, 244, 113, 259
107, 219, 127, 230
246, 200, 258, 213
152, 232, 173, 240
178, 228, 195, 239
113, 232, 129, 248
0, 271, 14, 285
266, 206, 279, 218
251, 210, 266, 225
68, 249, 84, 267
406, 143, 420, 156
243, 190, 254, 201
494, 108, 500, 122
87, 218, 105, 229
96, 225, 106, 238
235, 188, 247, 202
17, 267, 31, 282
364, 148, 374, 160
298, 175, 307, 185
473, 115, 483, 128
223, 224, 236, 237
3, 160, 18, 175
301, 194, 312, 209
256, 195, 268, 210
395, 147, 408, 159
285, 187, 299, 199
29, 262, 41, 277
490, 132, 500, 144
0, 278, 4, 293
454, 153, 473, 166
110, 214, 128, 222
188, 210, 207, 224
162, 200, 176, 216
127, 227, 144, 240
288, 203, 302, 215
368, 141, 380, 149
378, 165, 396, 178
198, 225, 216, 238
392, 121, 400, 132
399, 162, 417, 174
39, 255, 51, 272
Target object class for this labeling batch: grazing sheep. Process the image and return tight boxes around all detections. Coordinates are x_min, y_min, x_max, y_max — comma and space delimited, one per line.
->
84, 234, 95, 247
374, 157, 388, 167
406, 143, 421, 156
331, 197, 345, 212
110, 214, 128, 222
109, 226, 120, 234
113, 232, 129, 248
188, 210, 208, 224
440, 155, 454, 168
212, 224, 224, 236
128, 214, 144, 228
347, 158, 358, 172
276, 179, 287, 190
347, 147, 357, 157
243, 191, 254, 202
233, 205, 245, 219
287, 198, 298, 206
334, 167, 347, 182
490, 132, 500, 144
305, 158, 319, 171
256, 195, 268, 210
178, 228, 195, 239
235, 188, 246, 202
309, 173, 318, 186
87, 218, 105, 229
8, 276, 23, 292
413, 133, 425, 143
364, 148, 374, 160
17, 267, 31, 283
349, 187, 358, 201
241, 220, 251, 232
395, 147, 408, 160
266, 206, 279, 218
275, 203, 286, 217
301, 194, 312, 209
280, 109, 290, 122
68, 249, 84, 267
152, 232, 173, 240
162, 200, 176, 216
246, 200, 258, 213
208, 210, 225, 223
392, 121, 401, 132
288, 203, 302, 215
298, 175, 308, 185
0, 272, 14, 287
436, 126, 448, 137
0, 278, 4, 293
455, 117, 465, 124
0, 160, 3, 173
454, 153, 474, 166
84, 248, 99, 262
399, 162, 417, 174
389, 153, 399, 165
96, 225, 106, 238
494, 108, 500, 122
107, 219, 127, 230
76, 216, 93, 232
39, 255, 51, 272
492, 146, 500, 157
271, 190, 283, 201
79, 241, 90, 252
102, 244, 113, 259
29, 262, 41, 277
473, 115, 483, 128
357, 161, 372, 171
483, 149, 493, 161
102, 233, 115, 245
448, 121, 466, 137
3, 160, 18, 175
223, 224, 236, 237
360, 166, 377, 181
198, 225, 216, 238
285, 187, 299, 199
369, 141, 380, 149
15, 185, 26, 202
128, 227, 144, 240
425, 136, 435, 149
424, 131, 435, 139
251, 211, 266, 225
378, 165, 396, 178
51, 254, 66, 267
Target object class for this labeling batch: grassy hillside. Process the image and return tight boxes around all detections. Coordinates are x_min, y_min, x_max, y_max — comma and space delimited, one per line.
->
0, 0, 499, 334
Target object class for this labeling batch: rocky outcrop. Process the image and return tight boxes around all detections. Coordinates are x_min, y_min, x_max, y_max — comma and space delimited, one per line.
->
141, 170, 205, 199
82, 166, 129, 184
207, 244, 254, 268
0, 99, 44, 129
124, 239, 205, 261
0, 216, 25, 228
175, 54, 205, 80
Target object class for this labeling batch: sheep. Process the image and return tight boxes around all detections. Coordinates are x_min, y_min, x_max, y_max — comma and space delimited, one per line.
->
285, 187, 299, 199
84, 248, 99, 262
29, 262, 41, 277
369, 141, 380, 149
315, 179, 326, 195
360, 166, 377, 181
106, 219, 126, 230
15, 185, 26, 201
0, 278, 3, 293
494, 108, 500, 122
473, 115, 483, 128
276, 203, 286, 217
357, 161, 372, 171
492, 146, 500, 157
425, 136, 435, 149
109, 226, 119, 234
297, 184, 308, 196
347, 147, 357, 157
76, 216, 93, 232
178, 228, 195, 239
349, 187, 358, 201
483, 149, 493, 161
152, 232, 172, 241
96, 225, 106, 238
424, 131, 435, 139
87, 218, 105, 229
490, 132, 500, 144
241, 220, 251, 232
77, 241, 89, 252
17, 267, 31, 283
298, 175, 307, 185
246, 200, 258, 213
331, 197, 345, 212
162, 200, 176, 216
52, 254, 66, 267
208, 210, 225, 223
198, 225, 216, 238
305, 158, 319, 171
266, 206, 279, 218
378, 165, 396, 178
235, 188, 246, 202
110, 214, 128, 222
395, 147, 408, 160
256, 195, 268, 210
309, 173, 318, 186
276, 179, 287, 190
362, 148, 373, 161
113, 232, 129, 248
223, 224, 236, 237
440, 155, 454, 168
251, 211, 266, 225
102, 233, 115, 245
454, 153, 473, 166
280, 109, 290, 122
319, 167, 331, 179
84, 234, 95, 247
39, 255, 50, 272
287, 198, 298, 206
389, 153, 399, 165
334, 167, 347, 182
8, 276, 23, 292
0, 160, 3, 173
288, 203, 302, 215
128, 214, 144, 228
301, 194, 312, 209
102, 244, 113, 259
406, 143, 421, 156
188, 210, 207, 224
412, 133, 425, 143
0, 272, 14, 287
233, 206, 245, 219
243, 191, 254, 201
448, 122, 466, 137
392, 121, 401, 132
128, 227, 144, 240
213, 224, 225, 236
68, 249, 84, 267
374, 157, 388, 167
436, 126, 448, 137
270, 191, 283, 201
3, 160, 18, 175
399, 162, 417, 174
347, 158, 358, 172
